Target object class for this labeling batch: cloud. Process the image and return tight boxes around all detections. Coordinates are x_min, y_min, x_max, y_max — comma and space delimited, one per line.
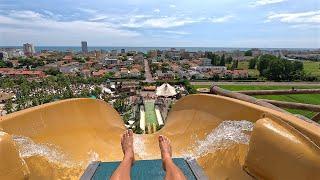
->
77, 8, 97, 14
289, 24, 320, 29
42, 10, 62, 20
121, 13, 233, 29
0, 10, 140, 39
250, 0, 287, 7
266, 10, 320, 24
169, 5, 176, 8
164, 30, 190, 35
8, 10, 43, 20
209, 15, 234, 23
153, 9, 160, 13
122, 16, 200, 28
89, 15, 108, 21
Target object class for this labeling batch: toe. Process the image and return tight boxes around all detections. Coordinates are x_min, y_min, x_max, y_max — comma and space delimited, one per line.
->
128, 129, 133, 136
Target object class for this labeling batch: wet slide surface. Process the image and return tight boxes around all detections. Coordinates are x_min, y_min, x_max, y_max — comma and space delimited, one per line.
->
0, 95, 320, 179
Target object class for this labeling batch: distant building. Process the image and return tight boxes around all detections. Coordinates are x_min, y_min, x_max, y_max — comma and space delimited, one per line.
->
148, 50, 157, 58
103, 57, 118, 65
231, 70, 249, 79
23, 43, 35, 56
200, 58, 212, 66
134, 53, 144, 63
59, 62, 80, 74
121, 49, 126, 54
62, 55, 73, 63
251, 48, 261, 57
0, 68, 45, 77
0, 51, 8, 61
156, 70, 175, 80
6, 49, 24, 58
193, 66, 226, 72
81, 41, 88, 53
129, 68, 141, 77
93, 69, 108, 77
111, 50, 117, 57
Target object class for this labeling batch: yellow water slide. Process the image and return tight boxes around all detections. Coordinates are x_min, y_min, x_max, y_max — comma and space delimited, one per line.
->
0, 94, 319, 179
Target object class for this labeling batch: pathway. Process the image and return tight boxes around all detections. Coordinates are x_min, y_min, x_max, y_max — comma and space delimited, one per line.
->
144, 59, 154, 82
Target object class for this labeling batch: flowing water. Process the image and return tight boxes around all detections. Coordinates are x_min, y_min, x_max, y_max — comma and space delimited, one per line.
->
183, 120, 254, 159
11, 120, 254, 179
12, 136, 78, 167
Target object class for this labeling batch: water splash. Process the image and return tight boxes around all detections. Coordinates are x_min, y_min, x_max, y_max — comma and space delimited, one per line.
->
87, 150, 99, 163
12, 135, 77, 167
184, 120, 254, 159
133, 135, 152, 159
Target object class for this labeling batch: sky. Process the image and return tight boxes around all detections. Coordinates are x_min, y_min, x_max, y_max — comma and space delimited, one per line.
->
0, 0, 319, 48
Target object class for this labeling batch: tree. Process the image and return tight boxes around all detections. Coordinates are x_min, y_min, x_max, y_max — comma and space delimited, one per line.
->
257, 55, 277, 76
4, 99, 13, 114
249, 58, 257, 69
0, 61, 13, 68
292, 61, 303, 71
91, 86, 102, 98
256, 55, 304, 81
182, 63, 190, 70
244, 50, 252, 56
231, 60, 238, 70
220, 54, 226, 66
226, 56, 233, 64
206, 52, 220, 66
45, 68, 61, 76
114, 98, 126, 113
161, 63, 170, 73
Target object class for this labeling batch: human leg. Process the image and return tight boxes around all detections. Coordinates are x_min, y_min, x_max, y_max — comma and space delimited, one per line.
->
110, 130, 135, 180
159, 135, 186, 180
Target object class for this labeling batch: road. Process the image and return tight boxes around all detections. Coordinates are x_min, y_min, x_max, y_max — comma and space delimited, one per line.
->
191, 81, 320, 86
144, 59, 154, 82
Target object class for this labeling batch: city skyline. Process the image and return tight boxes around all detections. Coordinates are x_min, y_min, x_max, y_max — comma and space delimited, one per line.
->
0, 0, 319, 48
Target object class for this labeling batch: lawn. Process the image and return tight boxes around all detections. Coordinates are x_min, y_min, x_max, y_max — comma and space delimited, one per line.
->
303, 61, 320, 78
144, 101, 158, 125
229, 60, 320, 78
193, 84, 320, 91
192, 84, 320, 119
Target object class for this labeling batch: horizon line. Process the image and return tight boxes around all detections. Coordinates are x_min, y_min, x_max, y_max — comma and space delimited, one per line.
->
0, 45, 319, 49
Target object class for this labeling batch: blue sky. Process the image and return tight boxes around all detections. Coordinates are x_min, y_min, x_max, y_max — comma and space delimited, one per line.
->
0, 0, 319, 48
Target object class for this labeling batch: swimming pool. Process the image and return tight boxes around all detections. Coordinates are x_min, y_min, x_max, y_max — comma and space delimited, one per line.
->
144, 101, 158, 126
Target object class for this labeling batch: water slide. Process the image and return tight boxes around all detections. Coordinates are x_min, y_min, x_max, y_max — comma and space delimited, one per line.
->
0, 94, 319, 179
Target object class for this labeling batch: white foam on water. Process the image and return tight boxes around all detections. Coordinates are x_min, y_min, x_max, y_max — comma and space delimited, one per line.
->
87, 150, 99, 163
133, 135, 154, 159
183, 120, 254, 159
12, 135, 77, 167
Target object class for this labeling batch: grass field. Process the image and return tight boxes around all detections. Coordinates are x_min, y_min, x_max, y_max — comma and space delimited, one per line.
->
228, 60, 320, 78
144, 101, 158, 125
192, 84, 320, 119
303, 61, 320, 77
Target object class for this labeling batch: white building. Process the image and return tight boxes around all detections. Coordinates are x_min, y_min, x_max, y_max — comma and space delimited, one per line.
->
6, 49, 24, 58
156, 83, 177, 97
103, 57, 118, 65
0, 51, 9, 61
192, 66, 226, 72
23, 43, 35, 56
200, 58, 212, 66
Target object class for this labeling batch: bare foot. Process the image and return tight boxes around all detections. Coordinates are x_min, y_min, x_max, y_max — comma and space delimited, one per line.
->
159, 135, 172, 170
121, 129, 135, 164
